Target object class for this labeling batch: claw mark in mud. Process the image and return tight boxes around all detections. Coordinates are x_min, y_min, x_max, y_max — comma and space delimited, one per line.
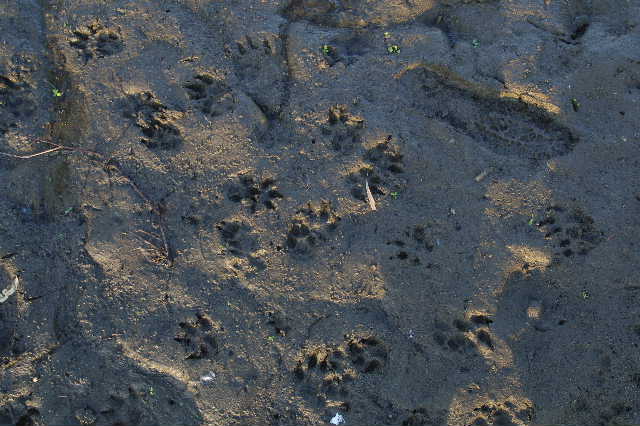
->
122, 92, 183, 150
293, 334, 387, 406
0, 73, 35, 135
397, 63, 579, 162
227, 32, 288, 117
226, 174, 284, 213
535, 204, 604, 260
174, 312, 221, 360
347, 135, 405, 201
286, 201, 341, 256
184, 73, 235, 118
69, 20, 124, 62
322, 105, 364, 152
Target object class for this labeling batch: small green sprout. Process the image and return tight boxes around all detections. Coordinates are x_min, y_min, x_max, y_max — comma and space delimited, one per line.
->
63, 207, 73, 216
47, 81, 63, 97
148, 386, 155, 396
580, 290, 590, 300
390, 192, 399, 199
528, 217, 535, 226
383, 31, 391, 39
471, 39, 480, 48
387, 44, 400, 54
267, 336, 276, 342
321, 44, 332, 55
571, 98, 580, 112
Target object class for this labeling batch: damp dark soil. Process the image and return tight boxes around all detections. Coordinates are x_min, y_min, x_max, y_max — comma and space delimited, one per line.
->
0, 1, 639, 425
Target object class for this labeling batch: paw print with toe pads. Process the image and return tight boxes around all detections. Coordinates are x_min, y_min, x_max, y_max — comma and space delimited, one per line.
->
184, 72, 235, 118
286, 201, 341, 256
228, 32, 287, 117
122, 91, 183, 150
226, 174, 284, 213
174, 312, 221, 360
69, 20, 124, 62
322, 104, 364, 152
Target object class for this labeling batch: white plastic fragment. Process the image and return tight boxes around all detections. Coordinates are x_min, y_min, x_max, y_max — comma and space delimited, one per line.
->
330, 413, 345, 425
200, 371, 215, 384
0, 276, 18, 303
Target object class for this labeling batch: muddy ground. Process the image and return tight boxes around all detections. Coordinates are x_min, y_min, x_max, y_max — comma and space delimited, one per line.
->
0, 0, 639, 425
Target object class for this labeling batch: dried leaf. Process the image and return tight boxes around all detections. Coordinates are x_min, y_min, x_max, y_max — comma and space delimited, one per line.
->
365, 179, 377, 211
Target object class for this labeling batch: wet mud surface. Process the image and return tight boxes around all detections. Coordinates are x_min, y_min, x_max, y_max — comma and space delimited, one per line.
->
0, 0, 639, 425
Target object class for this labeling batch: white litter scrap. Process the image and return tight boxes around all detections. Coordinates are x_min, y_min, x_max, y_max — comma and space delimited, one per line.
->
0, 276, 18, 303
200, 371, 215, 384
330, 413, 345, 425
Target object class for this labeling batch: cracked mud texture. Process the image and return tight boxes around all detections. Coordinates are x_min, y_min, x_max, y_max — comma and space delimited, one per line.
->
0, 0, 639, 425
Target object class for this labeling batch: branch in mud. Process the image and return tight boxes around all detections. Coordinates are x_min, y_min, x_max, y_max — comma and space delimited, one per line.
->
0, 139, 174, 267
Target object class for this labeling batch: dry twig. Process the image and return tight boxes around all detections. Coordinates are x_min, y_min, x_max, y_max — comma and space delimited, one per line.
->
0, 139, 173, 266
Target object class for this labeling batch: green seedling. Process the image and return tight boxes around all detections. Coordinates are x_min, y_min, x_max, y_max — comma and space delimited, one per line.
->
571, 98, 580, 112
383, 31, 391, 39
47, 81, 63, 97
321, 44, 332, 55
267, 336, 276, 342
528, 217, 535, 226
148, 386, 155, 396
387, 44, 400, 54
471, 39, 480, 48
390, 192, 399, 199
580, 290, 590, 300
63, 207, 73, 216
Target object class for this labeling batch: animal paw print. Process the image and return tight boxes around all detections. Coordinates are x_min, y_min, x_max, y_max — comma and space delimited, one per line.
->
184, 73, 235, 118
365, 135, 404, 173
226, 175, 284, 213
469, 399, 534, 426
122, 91, 182, 149
0, 74, 35, 135
345, 334, 387, 374
347, 136, 405, 201
293, 334, 387, 404
217, 220, 258, 256
69, 20, 124, 62
227, 32, 287, 117
286, 201, 341, 256
174, 312, 220, 360
294, 344, 356, 402
386, 224, 441, 264
433, 313, 494, 353
321, 105, 364, 151
535, 204, 604, 259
